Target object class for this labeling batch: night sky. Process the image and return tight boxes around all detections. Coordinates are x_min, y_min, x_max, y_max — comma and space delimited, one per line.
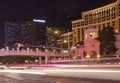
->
0, 0, 116, 28
0, 0, 116, 48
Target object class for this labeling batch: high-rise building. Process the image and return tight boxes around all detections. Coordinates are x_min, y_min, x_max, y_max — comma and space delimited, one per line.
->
4, 20, 46, 48
32, 21, 46, 46
0, 20, 4, 48
72, 0, 120, 45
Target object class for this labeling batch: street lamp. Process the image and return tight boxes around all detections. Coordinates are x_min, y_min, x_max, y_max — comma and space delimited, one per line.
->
63, 40, 67, 43
54, 30, 59, 35
54, 30, 60, 47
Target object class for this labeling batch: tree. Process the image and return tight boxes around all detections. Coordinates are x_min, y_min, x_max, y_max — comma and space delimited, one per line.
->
98, 26, 118, 57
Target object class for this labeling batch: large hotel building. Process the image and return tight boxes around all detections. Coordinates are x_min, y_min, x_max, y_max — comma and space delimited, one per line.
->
4, 20, 46, 48
72, 0, 120, 45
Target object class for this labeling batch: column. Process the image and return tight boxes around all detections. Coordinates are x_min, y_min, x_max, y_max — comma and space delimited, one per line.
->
17, 47, 19, 51
39, 57, 42, 64
45, 56, 48, 64
45, 49, 48, 64
36, 48, 39, 52
6, 46, 9, 51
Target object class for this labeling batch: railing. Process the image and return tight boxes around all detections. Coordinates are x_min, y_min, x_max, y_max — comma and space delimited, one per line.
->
0, 49, 64, 56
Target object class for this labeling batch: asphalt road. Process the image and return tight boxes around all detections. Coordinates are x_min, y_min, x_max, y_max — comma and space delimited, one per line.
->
0, 64, 120, 83
0, 72, 119, 83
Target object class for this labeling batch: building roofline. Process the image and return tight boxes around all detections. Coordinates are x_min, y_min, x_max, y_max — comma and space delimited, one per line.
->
82, 1, 116, 15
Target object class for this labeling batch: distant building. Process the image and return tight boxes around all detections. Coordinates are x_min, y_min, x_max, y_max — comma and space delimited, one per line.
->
72, 26, 100, 59
4, 20, 46, 48
57, 32, 73, 50
0, 20, 4, 48
72, 0, 120, 45
84, 26, 100, 58
32, 21, 46, 45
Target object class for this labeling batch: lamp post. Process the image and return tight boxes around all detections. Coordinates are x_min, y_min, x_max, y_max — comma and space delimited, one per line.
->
67, 30, 70, 59
54, 30, 59, 47
67, 32, 70, 51
63, 38, 70, 59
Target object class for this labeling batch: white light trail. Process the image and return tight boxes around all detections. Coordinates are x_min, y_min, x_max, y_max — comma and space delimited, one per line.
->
0, 70, 46, 75
44, 69, 120, 73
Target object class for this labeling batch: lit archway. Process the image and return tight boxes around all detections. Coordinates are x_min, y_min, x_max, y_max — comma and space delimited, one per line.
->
90, 51, 97, 58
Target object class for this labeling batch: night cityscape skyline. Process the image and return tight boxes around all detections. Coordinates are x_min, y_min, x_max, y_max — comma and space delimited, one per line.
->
0, 0, 116, 48
0, 0, 115, 27
0, 1, 120, 82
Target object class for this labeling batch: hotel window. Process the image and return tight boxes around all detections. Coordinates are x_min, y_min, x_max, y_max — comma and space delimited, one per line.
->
78, 29, 80, 35
77, 22, 80, 27
112, 21, 115, 26
74, 23, 77, 27
72, 23, 76, 27
106, 9, 109, 15
81, 22, 84, 26
73, 29, 76, 34
78, 37, 80, 42
98, 26, 101, 32
98, 25, 101, 28
82, 28, 84, 40
119, 19, 120, 22
107, 22, 110, 26
89, 32, 96, 38
108, 9, 110, 14
103, 24, 105, 27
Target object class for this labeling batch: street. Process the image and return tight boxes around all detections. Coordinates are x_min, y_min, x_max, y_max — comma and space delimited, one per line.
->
0, 72, 119, 83
0, 64, 120, 83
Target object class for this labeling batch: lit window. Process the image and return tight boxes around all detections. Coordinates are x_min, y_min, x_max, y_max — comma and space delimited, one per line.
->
90, 32, 93, 37
90, 32, 96, 38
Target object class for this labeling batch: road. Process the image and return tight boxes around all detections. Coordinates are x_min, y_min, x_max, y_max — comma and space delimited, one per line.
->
0, 64, 120, 83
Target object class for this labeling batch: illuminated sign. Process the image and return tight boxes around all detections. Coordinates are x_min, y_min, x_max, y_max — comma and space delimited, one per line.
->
63, 50, 68, 53
33, 19, 46, 23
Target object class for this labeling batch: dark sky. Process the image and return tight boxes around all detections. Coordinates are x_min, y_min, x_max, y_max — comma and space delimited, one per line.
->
0, 0, 116, 28
0, 0, 116, 48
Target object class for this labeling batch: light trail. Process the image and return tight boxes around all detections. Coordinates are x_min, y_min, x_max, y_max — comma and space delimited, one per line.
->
50, 64, 120, 67
0, 70, 46, 75
44, 69, 120, 73
9, 66, 28, 69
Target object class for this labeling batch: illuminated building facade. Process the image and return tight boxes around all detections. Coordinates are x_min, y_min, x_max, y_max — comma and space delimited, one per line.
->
5, 21, 33, 47
57, 32, 73, 50
72, 0, 120, 45
72, 26, 100, 59
5, 20, 46, 48
84, 26, 100, 58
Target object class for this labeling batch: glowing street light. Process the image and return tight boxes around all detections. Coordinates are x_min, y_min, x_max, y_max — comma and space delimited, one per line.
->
54, 30, 59, 35
63, 40, 67, 43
